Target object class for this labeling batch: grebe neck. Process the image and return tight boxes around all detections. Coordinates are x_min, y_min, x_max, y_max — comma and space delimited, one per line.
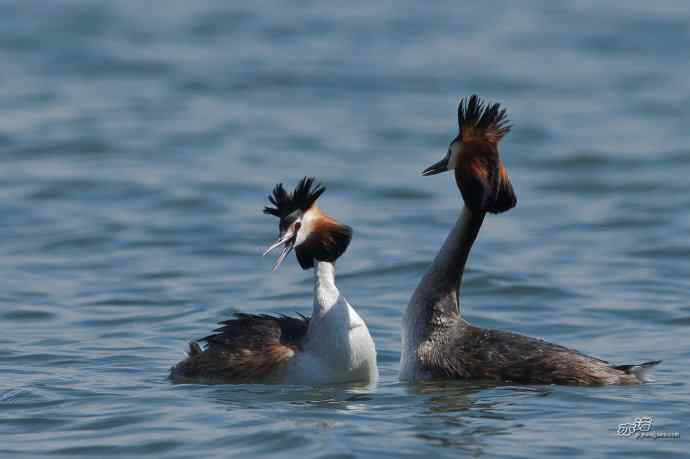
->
436, 205, 485, 308
407, 205, 485, 326
313, 261, 339, 316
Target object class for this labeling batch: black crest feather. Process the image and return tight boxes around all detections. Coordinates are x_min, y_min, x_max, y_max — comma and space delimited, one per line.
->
263, 177, 326, 218
458, 94, 511, 143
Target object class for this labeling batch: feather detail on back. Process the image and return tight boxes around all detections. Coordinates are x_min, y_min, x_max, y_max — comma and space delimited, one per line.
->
170, 313, 309, 383
419, 320, 659, 385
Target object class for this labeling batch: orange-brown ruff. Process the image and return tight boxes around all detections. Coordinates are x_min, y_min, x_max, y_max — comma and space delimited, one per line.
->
171, 178, 378, 384
401, 95, 661, 385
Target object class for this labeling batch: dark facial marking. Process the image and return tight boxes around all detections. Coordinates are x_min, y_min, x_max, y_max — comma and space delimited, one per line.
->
454, 142, 516, 214
295, 221, 352, 269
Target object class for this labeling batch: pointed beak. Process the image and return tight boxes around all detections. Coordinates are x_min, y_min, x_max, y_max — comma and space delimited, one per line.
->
421, 156, 450, 176
263, 230, 296, 271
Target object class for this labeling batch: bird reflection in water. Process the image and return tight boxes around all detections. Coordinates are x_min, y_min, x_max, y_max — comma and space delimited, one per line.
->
404, 381, 552, 451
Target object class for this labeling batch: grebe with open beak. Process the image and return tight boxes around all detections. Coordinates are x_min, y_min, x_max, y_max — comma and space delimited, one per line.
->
400, 95, 660, 385
171, 177, 378, 384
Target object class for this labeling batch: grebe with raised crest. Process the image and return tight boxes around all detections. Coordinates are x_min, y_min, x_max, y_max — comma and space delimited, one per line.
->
400, 95, 660, 385
171, 177, 378, 384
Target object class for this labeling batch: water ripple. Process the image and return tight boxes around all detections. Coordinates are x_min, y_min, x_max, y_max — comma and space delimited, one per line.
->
0, 1, 687, 458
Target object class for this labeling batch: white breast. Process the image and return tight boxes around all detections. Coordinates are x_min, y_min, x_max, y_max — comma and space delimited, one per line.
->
283, 297, 378, 384
282, 261, 377, 385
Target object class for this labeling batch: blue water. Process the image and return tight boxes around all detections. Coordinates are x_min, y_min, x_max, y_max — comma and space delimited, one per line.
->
1, 1, 688, 457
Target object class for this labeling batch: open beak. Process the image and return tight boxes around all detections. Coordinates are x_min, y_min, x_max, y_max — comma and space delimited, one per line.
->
421, 156, 450, 176
263, 230, 296, 271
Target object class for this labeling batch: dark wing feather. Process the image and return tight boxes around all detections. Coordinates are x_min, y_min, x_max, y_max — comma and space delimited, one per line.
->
424, 322, 635, 385
201, 313, 309, 349
171, 313, 309, 383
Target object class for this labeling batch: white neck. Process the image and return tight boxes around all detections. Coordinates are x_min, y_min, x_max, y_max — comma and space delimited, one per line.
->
313, 261, 339, 316
286, 260, 378, 383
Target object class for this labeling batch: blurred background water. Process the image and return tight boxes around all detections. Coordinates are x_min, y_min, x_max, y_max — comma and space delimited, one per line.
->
0, 0, 688, 457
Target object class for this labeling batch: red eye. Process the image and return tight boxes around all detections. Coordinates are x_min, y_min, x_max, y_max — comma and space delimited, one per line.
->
294, 222, 301, 232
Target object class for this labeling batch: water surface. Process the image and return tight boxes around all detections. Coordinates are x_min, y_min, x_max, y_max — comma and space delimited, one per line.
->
1, 1, 688, 457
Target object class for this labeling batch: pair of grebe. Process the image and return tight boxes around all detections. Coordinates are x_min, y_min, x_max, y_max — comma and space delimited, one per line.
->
171, 95, 660, 386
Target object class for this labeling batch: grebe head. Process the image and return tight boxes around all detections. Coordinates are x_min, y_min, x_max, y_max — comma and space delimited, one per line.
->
422, 94, 517, 214
263, 177, 352, 270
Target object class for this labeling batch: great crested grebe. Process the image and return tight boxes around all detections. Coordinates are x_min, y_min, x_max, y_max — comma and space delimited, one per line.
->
400, 95, 661, 385
171, 177, 378, 384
